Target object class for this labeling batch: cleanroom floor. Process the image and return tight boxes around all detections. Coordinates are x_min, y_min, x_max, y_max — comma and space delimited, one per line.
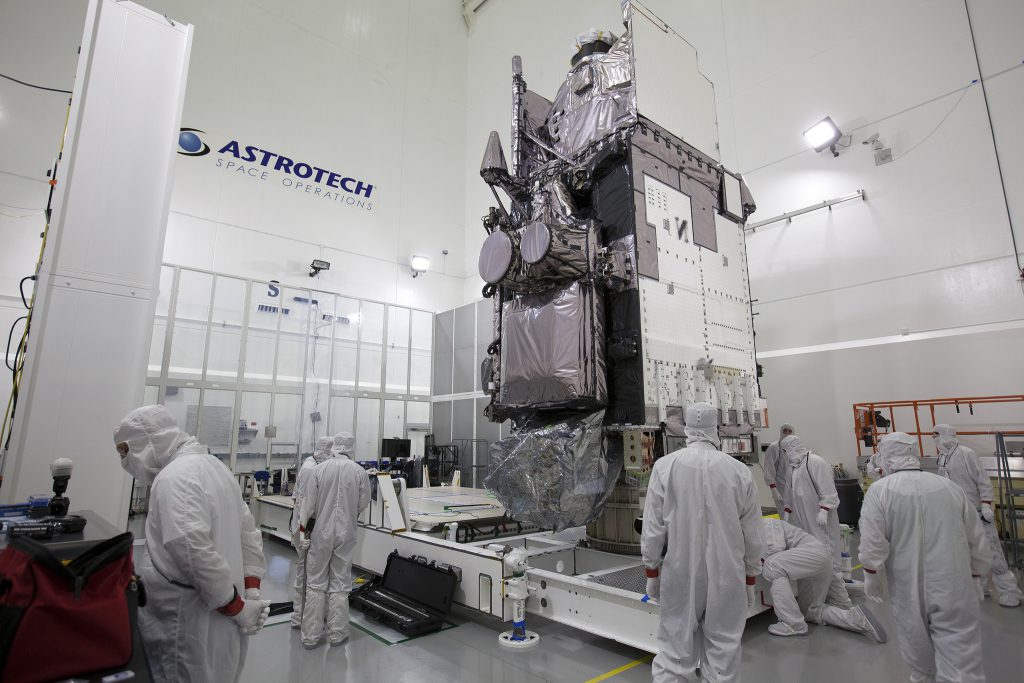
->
128, 516, 1024, 682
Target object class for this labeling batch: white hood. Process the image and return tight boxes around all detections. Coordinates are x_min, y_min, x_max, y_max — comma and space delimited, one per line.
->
114, 405, 205, 485
876, 432, 922, 475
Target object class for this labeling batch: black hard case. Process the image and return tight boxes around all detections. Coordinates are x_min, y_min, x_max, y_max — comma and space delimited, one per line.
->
350, 550, 459, 637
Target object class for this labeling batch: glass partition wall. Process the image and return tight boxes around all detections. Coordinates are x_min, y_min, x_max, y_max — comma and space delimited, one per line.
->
147, 265, 433, 472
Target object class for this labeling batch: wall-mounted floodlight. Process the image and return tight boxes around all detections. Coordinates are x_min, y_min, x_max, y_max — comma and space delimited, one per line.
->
410, 255, 430, 278
309, 259, 330, 277
803, 116, 842, 156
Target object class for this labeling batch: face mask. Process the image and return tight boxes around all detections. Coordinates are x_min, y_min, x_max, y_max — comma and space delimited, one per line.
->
119, 445, 160, 485
787, 451, 805, 467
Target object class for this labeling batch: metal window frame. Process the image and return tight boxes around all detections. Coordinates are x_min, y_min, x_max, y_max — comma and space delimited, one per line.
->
428, 301, 495, 485
147, 264, 435, 473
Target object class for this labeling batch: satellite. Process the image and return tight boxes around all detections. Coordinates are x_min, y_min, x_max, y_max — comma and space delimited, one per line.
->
478, 3, 764, 549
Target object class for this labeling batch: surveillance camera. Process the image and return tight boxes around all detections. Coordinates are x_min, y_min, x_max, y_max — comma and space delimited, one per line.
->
309, 259, 331, 277
862, 133, 880, 145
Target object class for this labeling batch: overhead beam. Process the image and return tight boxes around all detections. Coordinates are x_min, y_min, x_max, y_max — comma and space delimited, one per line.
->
745, 190, 865, 232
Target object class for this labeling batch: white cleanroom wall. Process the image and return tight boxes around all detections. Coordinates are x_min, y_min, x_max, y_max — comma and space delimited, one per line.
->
1, 0, 471, 316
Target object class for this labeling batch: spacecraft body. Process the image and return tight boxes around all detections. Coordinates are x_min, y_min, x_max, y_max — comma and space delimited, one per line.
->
479, 8, 763, 547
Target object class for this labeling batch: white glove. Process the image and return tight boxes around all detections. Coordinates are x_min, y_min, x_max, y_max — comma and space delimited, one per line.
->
645, 576, 660, 602
782, 506, 792, 522
816, 508, 829, 527
980, 503, 994, 523
232, 599, 271, 635
770, 487, 784, 508
298, 535, 311, 553
746, 582, 757, 609
864, 570, 887, 604
245, 588, 261, 600
974, 577, 985, 602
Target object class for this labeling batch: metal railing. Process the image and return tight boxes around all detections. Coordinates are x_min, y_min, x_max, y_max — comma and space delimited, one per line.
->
994, 432, 1024, 570
852, 394, 1024, 458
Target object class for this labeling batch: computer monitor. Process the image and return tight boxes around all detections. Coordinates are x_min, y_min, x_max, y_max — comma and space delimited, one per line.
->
381, 438, 411, 460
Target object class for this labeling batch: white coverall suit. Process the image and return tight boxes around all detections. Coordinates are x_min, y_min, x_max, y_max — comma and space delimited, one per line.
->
933, 424, 1021, 607
761, 423, 794, 515
641, 402, 763, 682
779, 435, 852, 609
290, 437, 334, 628
860, 432, 991, 683
762, 518, 886, 641
298, 434, 371, 647
114, 406, 267, 683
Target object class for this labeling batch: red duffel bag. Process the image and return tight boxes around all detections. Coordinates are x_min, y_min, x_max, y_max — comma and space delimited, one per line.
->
0, 531, 138, 683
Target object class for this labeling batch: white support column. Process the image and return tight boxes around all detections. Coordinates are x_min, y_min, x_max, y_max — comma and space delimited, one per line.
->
2, 0, 193, 529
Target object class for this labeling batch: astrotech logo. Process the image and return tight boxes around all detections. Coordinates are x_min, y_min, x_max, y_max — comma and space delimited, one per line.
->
177, 128, 210, 156
175, 125, 376, 212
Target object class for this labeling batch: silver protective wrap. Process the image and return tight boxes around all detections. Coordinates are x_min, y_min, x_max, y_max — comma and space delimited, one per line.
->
512, 180, 595, 290
665, 405, 686, 437
485, 290, 502, 398
499, 282, 606, 409
478, 230, 515, 284
546, 30, 636, 158
484, 410, 619, 530
477, 22, 758, 531
739, 177, 757, 218
600, 234, 638, 291
520, 90, 556, 178
520, 221, 594, 285
520, 222, 552, 264
481, 130, 509, 181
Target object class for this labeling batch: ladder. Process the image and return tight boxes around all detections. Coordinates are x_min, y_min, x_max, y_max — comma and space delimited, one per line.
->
994, 432, 1024, 570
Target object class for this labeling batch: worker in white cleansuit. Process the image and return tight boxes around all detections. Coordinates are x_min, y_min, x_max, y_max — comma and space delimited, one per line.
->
114, 405, 270, 682
761, 423, 795, 515
290, 436, 335, 628
761, 518, 886, 641
298, 431, 371, 648
331, 431, 355, 458
641, 402, 763, 682
779, 435, 852, 609
860, 432, 991, 683
933, 424, 1021, 608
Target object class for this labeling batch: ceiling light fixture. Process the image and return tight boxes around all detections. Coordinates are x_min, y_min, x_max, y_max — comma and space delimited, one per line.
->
410, 255, 430, 278
803, 116, 842, 157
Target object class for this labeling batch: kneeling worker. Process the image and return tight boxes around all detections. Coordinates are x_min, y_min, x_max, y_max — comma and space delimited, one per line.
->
762, 517, 886, 642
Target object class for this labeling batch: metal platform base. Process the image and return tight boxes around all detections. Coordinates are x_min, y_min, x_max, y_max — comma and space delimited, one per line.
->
547, 527, 588, 544
585, 564, 647, 594
287, 473, 776, 655
406, 487, 507, 530
498, 630, 540, 650
254, 486, 509, 540
586, 537, 642, 555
